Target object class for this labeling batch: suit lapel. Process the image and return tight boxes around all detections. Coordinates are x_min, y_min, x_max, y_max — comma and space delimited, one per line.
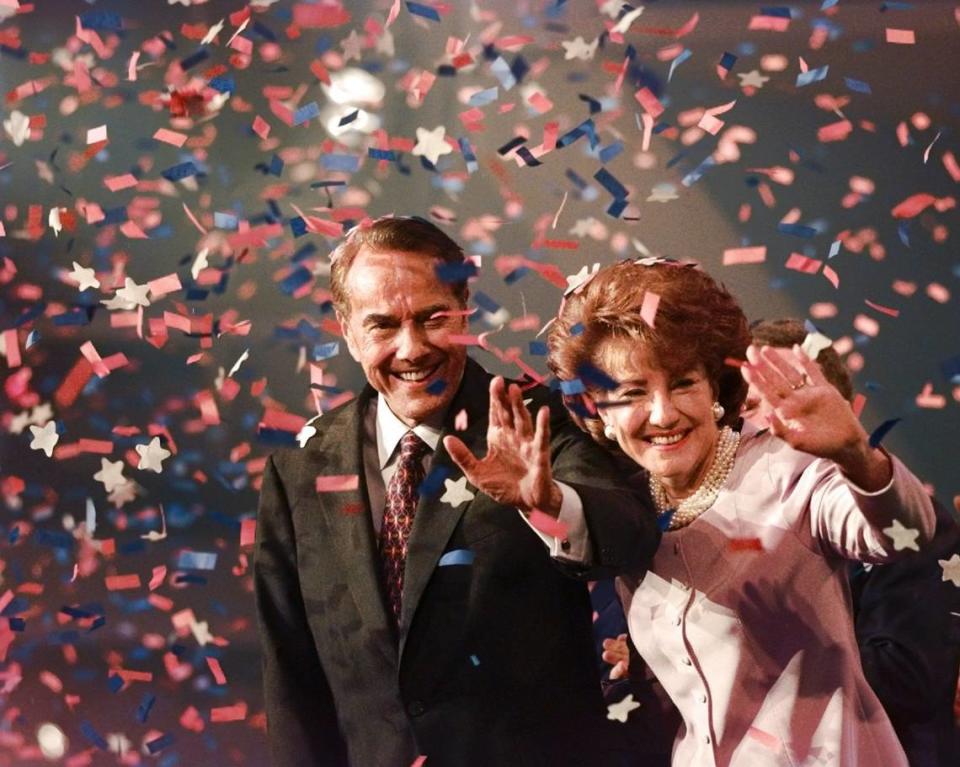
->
399, 360, 492, 658
308, 390, 397, 651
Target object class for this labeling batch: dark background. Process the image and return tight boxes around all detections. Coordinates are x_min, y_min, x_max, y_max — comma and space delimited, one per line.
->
0, 1, 957, 764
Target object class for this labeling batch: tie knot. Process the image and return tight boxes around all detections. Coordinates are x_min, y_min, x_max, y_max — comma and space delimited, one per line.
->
398, 431, 429, 462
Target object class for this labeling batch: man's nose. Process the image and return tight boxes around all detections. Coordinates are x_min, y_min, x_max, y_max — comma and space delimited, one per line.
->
395, 323, 430, 360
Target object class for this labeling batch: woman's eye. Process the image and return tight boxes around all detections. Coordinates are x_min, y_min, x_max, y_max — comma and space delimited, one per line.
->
621, 389, 646, 399
672, 378, 695, 390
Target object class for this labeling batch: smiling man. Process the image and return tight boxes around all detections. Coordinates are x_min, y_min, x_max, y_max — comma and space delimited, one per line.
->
253, 216, 658, 767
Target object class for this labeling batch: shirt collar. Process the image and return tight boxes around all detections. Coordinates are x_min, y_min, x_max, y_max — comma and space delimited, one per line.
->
375, 394, 443, 469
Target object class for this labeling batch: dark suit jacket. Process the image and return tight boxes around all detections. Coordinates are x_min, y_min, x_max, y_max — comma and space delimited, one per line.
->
254, 359, 659, 766
849, 497, 960, 766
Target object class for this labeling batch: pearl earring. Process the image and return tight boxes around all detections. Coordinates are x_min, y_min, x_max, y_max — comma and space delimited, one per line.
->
711, 401, 725, 422
604, 424, 616, 440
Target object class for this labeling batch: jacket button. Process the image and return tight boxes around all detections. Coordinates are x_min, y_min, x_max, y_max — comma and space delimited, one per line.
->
408, 701, 425, 717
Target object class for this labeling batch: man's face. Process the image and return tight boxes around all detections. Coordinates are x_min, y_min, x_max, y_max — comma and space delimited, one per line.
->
338, 247, 468, 427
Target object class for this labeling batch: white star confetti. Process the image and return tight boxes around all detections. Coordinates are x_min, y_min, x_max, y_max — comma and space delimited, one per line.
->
939, 554, 960, 587
561, 36, 598, 62
136, 437, 172, 473
201, 18, 224, 45
738, 70, 770, 89
883, 519, 921, 552
607, 693, 641, 723
115, 277, 151, 308
412, 125, 454, 166
3, 109, 30, 147
94, 458, 127, 493
29, 421, 59, 457
68, 262, 100, 291
441, 476, 475, 507
801, 331, 834, 360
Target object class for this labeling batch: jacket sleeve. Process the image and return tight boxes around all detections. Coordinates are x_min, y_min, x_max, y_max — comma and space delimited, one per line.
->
809, 450, 936, 563
545, 393, 660, 579
254, 454, 349, 767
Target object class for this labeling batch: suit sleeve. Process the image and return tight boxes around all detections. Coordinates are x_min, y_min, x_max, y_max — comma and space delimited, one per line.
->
544, 393, 660, 578
254, 454, 349, 767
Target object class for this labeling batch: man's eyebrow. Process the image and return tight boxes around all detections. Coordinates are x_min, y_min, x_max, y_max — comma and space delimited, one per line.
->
361, 313, 398, 327
417, 305, 453, 320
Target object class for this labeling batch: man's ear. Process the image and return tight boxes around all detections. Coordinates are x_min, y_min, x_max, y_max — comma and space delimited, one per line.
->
336, 310, 360, 362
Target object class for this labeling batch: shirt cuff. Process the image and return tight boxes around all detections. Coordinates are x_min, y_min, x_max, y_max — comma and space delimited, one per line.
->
844, 447, 896, 497
518, 481, 592, 564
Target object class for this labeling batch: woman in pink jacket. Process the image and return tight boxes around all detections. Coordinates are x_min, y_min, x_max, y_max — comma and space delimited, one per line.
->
547, 259, 935, 766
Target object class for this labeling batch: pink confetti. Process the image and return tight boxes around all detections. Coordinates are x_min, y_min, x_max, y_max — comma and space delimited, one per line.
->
206, 657, 227, 685
103, 174, 138, 192
785, 253, 822, 274
153, 129, 188, 148
864, 299, 899, 318
640, 291, 660, 327
2, 329, 20, 368
916, 382, 946, 409
853, 314, 880, 337
210, 701, 248, 723
105, 574, 141, 591
527, 510, 568, 540
891, 193, 936, 218
252, 115, 271, 140
634, 87, 665, 118
722, 246, 766, 265
818, 119, 853, 143
822, 265, 839, 289
926, 282, 950, 303
149, 566, 166, 591
885, 28, 916, 44
852, 393, 867, 419
315, 474, 360, 493
240, 519, 257, 548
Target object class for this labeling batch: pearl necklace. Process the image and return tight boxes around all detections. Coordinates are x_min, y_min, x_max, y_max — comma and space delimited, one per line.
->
649, 426, 741, 530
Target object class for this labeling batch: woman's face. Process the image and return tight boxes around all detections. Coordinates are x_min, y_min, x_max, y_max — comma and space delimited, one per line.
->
595, 338, 720, 498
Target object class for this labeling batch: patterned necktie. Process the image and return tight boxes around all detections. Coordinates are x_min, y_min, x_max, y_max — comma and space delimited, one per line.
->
380, 431, 429, 622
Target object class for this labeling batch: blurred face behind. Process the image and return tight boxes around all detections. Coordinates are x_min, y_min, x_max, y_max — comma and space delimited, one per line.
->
338, 247, 468, 427
595, 338, 720, 499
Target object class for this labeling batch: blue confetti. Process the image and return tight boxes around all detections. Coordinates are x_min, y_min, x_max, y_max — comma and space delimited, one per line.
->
777, 222, 818, 238
368, 148, 397, 161
80, 11, 122, 31
718, 51, 737, 73
209, 75, 236, 94
426, 378, 447, 396
161, 161, 200, 182
279, 266, 312, 295
939, 353, 960, 384
529, 341, 548, 356
293, 101, 321, 126
668, 48, 692, 81
828, 240, 842, 258
321, 153, 360, 172
419, 465, 450, 498
435, 261, 478, 283
177, 550, 218, 571
844, 77, 872, 94
472, 291, 501, 313
681, 155, 717, 187
313, 342, 340, 361
179, 49, 210, 71
594, 168, 628, 200
80, 721, 109, 750
869, 417, 901, 448
796, 65, 829, 87
146, 733, 175, 755
576, 362, 618, 391
214, 211, 238, 230
137, 693, 156, 724
490, 56, 517, 90
458, 137, 478, 174
559, 379, 586, 395
407, 1, 441, 21
468, 87, 499, 107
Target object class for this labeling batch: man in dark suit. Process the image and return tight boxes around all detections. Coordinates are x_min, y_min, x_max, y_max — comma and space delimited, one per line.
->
254, 216, 659, 766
